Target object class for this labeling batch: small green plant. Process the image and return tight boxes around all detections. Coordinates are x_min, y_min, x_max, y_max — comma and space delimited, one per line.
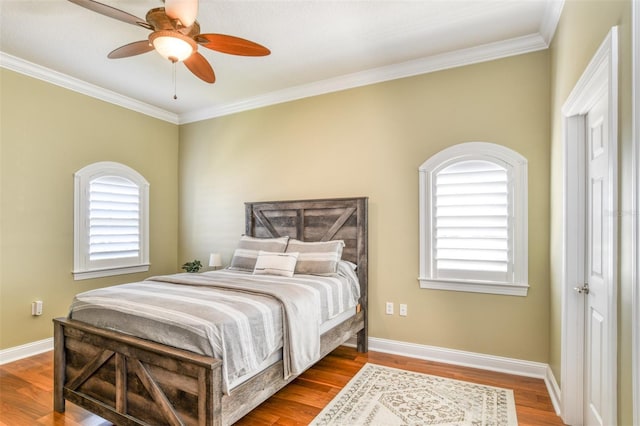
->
181, 259, 202, 273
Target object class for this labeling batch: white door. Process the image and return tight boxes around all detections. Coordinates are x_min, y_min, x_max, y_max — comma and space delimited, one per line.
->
583, 91, 612, 426
561, 26, 617, 426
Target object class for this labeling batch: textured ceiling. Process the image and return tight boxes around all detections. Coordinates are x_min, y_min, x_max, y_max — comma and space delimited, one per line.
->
0, 0, 563, 123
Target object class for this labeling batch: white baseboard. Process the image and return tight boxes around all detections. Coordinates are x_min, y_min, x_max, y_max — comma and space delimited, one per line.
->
346, 336, 562, 417
545, 364, 562, 416
367, 336, 548, 377
0, 337, 53, 365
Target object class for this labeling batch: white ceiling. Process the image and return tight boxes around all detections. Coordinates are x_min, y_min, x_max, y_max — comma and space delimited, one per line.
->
0, 0, 563, 124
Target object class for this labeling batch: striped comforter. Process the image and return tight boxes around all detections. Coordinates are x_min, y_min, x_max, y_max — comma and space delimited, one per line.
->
69, 267, 360, 394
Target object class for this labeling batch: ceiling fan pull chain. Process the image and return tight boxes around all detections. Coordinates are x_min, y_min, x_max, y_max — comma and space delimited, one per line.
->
172, 60, 178, 100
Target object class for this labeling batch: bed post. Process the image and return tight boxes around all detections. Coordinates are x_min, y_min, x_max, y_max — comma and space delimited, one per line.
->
356, 197, 368, 353
53, 319, 65, 413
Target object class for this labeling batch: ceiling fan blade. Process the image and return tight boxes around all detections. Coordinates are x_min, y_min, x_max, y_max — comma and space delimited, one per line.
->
196, 34, 270, 56
184, 52, 215, 83
67, 0, 152, 29
108, 41, 154, 59
164, 0, 198, 27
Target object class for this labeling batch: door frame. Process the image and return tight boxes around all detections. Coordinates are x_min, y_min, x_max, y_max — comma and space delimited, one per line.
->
632, 2, 640, 424
560, 27, 618, 425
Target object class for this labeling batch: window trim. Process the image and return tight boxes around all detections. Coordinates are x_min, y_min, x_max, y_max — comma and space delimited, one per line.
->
418, 142, 529, 296
73, 161, 150, 280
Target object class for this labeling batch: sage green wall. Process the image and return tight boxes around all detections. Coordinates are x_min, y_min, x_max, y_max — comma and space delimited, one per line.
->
179, 51, 551, 362
0, 69, 180, 349
548, 0, 633, 423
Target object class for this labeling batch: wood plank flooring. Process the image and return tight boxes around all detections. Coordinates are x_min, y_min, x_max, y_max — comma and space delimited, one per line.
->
0, 346, 564, 425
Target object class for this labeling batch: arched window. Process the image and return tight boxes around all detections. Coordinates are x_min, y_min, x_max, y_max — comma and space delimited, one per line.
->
73, 162, 149, 280
419, 142, 528, 296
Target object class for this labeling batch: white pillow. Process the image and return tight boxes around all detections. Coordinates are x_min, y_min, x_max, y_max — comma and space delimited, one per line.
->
253, 251, 299, 277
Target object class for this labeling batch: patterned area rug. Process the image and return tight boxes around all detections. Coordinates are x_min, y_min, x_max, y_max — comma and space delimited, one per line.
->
310, 363, 518, 426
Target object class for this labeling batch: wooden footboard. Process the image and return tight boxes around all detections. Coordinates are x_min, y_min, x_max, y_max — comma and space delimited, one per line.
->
54, 310, 365, 426
54, 317, 223, 426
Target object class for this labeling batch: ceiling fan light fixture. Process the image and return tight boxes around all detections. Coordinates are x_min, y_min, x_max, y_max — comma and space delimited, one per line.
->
149, 30, 196, 62
165, 0, 198, 27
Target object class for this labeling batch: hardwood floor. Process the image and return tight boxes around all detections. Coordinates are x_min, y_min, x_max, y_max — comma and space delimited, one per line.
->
0, 346, 564, 425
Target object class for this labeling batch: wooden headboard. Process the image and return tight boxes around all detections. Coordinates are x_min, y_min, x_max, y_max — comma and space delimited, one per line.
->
245, 197, 368, 321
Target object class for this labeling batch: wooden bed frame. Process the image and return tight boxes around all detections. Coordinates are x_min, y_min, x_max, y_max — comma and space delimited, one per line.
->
53, 197, 368, 426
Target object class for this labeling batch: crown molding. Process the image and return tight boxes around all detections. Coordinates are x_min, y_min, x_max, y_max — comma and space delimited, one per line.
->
0, 52, 179, 124
179, 32, 549, 124
2, 30, 552, 126
539, 0, 565, 45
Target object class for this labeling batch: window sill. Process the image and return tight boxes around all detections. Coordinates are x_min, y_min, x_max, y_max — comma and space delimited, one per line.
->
418, 277, 529, 296
73, 264, 150, 281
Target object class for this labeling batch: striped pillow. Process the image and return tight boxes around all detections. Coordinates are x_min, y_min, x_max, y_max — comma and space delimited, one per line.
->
253, 251, 299, 277
285, 239, 345, 276
228, 236, 289, 272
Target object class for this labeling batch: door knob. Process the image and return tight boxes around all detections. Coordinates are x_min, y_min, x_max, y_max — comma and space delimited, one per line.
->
574, 283, 590, 294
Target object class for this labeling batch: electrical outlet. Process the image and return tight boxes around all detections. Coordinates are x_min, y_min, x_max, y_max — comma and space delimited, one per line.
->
385, 302, 394, 315
31, 300, 43, 316
399, 304, 408, 317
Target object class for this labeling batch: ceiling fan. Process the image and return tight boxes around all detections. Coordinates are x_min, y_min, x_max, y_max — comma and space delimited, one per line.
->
68, 0, 271, 84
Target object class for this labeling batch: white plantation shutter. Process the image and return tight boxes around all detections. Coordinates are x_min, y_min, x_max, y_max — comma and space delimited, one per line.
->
434, 160, 510, 282
419, 142, 528, 296
74, 162, 149, 280
89, 176, 140, 261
